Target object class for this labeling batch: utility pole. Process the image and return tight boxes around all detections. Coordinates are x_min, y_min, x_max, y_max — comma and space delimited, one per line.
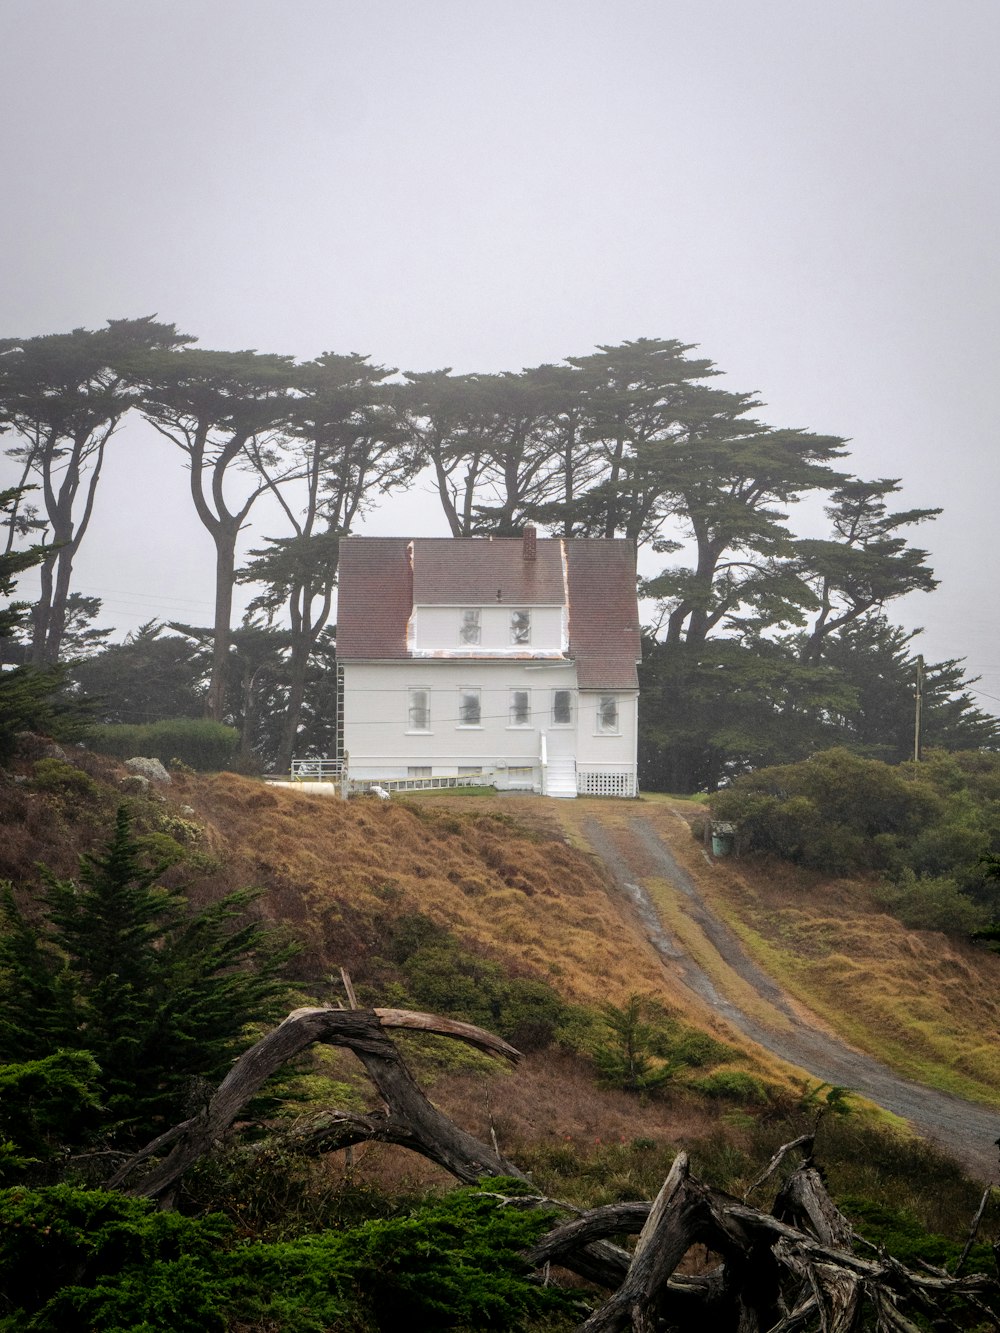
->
913, 654, 924, 763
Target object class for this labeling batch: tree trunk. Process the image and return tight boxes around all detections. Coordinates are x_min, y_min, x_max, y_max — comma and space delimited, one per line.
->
207, 531, 237, 723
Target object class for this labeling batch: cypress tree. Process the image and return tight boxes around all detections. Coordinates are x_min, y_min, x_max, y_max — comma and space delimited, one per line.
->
0, 808, 294, 1142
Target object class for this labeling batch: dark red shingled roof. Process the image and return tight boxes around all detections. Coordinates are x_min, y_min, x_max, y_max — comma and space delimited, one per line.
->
565, 540, 641, 689
337, 535, 641, 688
336, 538, 413, 659
412, 537, 565, 604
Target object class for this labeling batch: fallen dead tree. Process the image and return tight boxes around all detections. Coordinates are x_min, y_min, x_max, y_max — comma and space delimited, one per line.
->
110, 1003, 1000, 1330
110, 1005, 527, 1199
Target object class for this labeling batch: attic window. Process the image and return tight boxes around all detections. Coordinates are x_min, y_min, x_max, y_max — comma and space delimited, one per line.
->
460, 609, 481, 646
510, 610, 531, 645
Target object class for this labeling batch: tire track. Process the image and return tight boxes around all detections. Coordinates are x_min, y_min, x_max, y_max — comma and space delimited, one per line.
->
582, 812, 1000, 1180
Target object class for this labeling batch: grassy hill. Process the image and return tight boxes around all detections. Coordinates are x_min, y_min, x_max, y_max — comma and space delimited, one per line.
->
2, 741, 997, 1242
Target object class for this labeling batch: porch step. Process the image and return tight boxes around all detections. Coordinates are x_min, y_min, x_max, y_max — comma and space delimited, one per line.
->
545, 756, 577, 799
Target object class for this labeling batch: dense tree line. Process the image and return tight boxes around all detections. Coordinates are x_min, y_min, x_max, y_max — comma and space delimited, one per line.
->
1, 321, 996, 782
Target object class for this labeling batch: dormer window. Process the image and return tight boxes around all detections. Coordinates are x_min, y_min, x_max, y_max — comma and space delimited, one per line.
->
510, 609, 531, 645
459, 608, 481, 646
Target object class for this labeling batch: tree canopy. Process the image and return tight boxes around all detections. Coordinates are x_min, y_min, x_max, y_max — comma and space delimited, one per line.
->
2, 318, 995, 782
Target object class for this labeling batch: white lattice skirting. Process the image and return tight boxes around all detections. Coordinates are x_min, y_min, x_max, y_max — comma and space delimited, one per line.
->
577, 769, 637, 797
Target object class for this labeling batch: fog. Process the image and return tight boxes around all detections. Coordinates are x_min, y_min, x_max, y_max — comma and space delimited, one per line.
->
2, 1, 998, 702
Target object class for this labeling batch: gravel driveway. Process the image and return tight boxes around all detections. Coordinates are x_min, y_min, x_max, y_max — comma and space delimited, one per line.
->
582, 812, 1000, 1181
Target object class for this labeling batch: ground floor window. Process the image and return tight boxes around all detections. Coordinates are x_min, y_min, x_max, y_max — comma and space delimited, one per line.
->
597, 695, 620, 734
407, 766, 432, 778
407, 688, 430, 732
458, 765, 483, 776
458, 688, 482, 726
509, 689, 530, 726
552, 689, 573, 725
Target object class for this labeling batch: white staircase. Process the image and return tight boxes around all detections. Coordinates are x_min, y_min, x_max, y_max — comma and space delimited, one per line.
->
545, 755, 577, 799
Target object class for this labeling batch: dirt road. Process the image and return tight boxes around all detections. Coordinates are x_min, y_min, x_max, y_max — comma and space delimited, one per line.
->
580, 809, 1000, 1181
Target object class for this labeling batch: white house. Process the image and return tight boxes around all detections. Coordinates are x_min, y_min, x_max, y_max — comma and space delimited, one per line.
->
335, 529, 642, 797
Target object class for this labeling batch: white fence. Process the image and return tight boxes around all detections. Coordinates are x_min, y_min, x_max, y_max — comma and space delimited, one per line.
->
289, 758, 345, 782
349, 773, 493, 795
286, 757, 638, 798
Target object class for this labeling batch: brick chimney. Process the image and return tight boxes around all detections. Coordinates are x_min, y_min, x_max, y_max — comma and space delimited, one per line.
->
522, 525, 537, 561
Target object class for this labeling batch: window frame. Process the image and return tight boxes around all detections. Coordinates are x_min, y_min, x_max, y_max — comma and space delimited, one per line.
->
551, 688, 573, 727
508, 688, 531, 728
459, 608, 482, 646
596, 694, 620, 735
457, 687, 482, 728
509, 609, 531, 645
406, 687, 431, 734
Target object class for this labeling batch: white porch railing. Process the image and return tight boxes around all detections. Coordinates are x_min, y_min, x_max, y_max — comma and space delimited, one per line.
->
289, 758, 345, 781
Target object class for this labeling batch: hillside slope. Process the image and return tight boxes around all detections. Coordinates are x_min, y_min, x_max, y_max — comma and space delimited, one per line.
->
5, 750, 1000, 1183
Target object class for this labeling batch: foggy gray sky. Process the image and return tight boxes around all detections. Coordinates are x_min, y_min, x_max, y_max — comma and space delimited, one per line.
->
3, 1, 999, 706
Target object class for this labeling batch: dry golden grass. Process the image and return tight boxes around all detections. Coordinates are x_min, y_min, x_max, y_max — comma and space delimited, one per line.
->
177, 776, 674, 1008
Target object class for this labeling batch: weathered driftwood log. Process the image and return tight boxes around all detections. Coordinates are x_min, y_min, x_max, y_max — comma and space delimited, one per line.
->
546, 1151, 1000, 1333
112, 1006, 524, 1199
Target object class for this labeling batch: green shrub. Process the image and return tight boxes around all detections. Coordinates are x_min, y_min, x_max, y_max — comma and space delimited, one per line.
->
840, 1195, 996, 1273
0, 1054, 102, 1178
377, 915, 567, 1052
870, 871, 989, 934
710, 748, 984, 879
690, 1071, 770, 1104
84, 719, 239, 771
29, 758, 99, 800
0, 1183, 575, 1333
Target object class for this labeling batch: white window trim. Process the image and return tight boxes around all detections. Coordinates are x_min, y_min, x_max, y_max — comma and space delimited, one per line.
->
510, 608, 531, 645
459, 608, 482, 646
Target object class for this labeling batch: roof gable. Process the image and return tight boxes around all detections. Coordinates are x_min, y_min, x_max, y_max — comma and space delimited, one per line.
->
337, 535, 640, 688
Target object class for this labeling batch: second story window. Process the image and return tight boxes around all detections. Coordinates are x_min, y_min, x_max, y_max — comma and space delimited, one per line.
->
510, 609, 531, 644
459, 609, 481, 645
